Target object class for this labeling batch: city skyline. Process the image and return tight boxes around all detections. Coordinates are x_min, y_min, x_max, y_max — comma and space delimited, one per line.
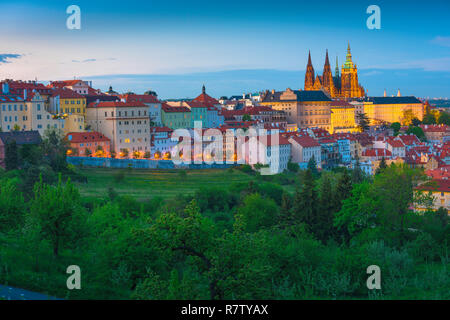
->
0, 0, 449, 98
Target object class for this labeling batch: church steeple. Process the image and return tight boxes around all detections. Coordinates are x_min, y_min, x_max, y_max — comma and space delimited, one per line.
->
324, 49, 330, 67
304, 50, 315, 90
343, 42, 354, 69
202, 84, 206, 94
335, 56, 340, 77
322, 49, 334, 95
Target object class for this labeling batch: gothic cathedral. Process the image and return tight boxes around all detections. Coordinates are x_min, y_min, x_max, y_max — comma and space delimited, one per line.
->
304, 43, 365, 99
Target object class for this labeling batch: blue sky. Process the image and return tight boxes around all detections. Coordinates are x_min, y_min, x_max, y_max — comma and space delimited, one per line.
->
0, 0, 449, 98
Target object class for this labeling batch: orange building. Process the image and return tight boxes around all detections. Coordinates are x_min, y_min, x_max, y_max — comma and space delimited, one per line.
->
66, 131, 111, 157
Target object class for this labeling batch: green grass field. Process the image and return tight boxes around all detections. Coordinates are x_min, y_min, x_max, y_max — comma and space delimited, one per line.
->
75, 168, 257, 201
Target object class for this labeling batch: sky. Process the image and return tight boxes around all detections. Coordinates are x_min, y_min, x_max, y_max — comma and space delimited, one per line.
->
0, 0, 449, 98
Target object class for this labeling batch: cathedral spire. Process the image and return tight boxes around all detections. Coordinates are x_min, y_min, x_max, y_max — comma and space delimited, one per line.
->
343, 42, 354, 69
335, 55, 340, 76
304, 50, 315, 90
346, 42, 352, 62
324, 49, 330, 66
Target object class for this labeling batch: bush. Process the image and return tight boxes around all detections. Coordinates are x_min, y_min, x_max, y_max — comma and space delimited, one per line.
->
114, 171, 125, 183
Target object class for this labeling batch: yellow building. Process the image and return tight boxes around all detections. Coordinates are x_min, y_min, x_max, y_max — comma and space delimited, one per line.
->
50, 88, 87, 117
363, 96, 424, 125
415, 180, 450, 214
330, 101, 357, 133
260, 88, 332, 132
63, 114, 85, 134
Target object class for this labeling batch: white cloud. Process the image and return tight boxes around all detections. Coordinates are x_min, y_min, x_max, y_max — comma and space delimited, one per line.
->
431, 36, 450, 48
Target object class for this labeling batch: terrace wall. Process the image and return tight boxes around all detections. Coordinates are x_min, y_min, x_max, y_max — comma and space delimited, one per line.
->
66, 157, 237, 170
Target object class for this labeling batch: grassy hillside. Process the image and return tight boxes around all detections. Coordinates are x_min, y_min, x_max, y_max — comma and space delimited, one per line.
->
75, 168, 258, 201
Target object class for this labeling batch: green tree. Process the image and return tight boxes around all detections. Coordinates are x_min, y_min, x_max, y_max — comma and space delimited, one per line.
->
390, 122, 401, 135
316, 174, 335, 241
352, 156, 365, 184
376, 157, 387, 175
242, 114, 252, 122
307, 156, 319, 177
422, 112, 437, 125
41, 127, 69, 172
356, 112, 370, 132
406, 126, 426, 141
292, 169, 317, 231
438, 111, 450, 125
334, 182, 376, 242
0, 179, 25, 231
5, 139, 18, 171
402, 109, 416, 126
279, 193, 293, 228
236, 193, 278, 233
29, 176, 85, 256
287, 161, 299, 172
335, 169, 353, 212
372, 165, 431, 245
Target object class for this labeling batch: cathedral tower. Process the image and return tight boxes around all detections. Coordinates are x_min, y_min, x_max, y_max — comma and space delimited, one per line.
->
304, 51, 315, 90
322, 50, 335, 96
340, 43, 364, 98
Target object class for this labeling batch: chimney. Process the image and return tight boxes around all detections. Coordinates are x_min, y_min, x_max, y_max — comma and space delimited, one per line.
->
2, 82, 9, 94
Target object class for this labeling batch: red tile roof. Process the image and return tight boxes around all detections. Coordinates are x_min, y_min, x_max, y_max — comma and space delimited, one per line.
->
161, 103, 190, 113
192, 92, 219, 106
65, 131, 110, 143
51, 88, 84, 99
419, 124, 450, 133
397, 134, 420, 146
362, 148, 392, 157
425, 166, 450, 180
386, 138, 405, 148
87, 101, 147, 108
151, 126, 173, 133
121, 93, 159, 104
184, 101, 208, 109
416, 179, 450, 193
290, 135, 321, 148
259, 135, 291, 147
48, 80, 84, 88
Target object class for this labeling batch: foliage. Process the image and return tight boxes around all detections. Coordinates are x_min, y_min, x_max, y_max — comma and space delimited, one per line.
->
0, 164, 448, 300
356, 113, 370, 132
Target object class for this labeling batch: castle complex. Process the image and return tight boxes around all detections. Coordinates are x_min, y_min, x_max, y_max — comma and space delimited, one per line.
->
305, 43, 366, 99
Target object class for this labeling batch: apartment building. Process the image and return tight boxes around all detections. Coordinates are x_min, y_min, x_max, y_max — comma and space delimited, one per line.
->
86, 101, 151, 157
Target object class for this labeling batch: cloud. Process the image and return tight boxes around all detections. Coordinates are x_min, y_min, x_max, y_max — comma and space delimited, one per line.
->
362, 70, 383, 76
0, 54, 22, 64
367, 57, 450, 72
71, 58, 117, 63
431, 36, 450, 47
72, 58, 97, 63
